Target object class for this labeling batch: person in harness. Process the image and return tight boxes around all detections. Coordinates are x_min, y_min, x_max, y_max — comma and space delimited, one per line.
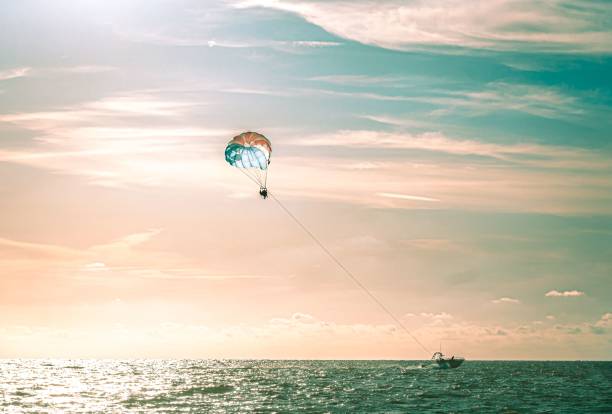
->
259, 187, 268, 199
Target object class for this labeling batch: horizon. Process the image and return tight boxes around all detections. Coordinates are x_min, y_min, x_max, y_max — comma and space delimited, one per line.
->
1, 0, 611, 360
1, 358, 611, 362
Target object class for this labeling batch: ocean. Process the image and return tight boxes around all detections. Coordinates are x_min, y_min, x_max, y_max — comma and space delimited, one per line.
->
1, 360, 610, 413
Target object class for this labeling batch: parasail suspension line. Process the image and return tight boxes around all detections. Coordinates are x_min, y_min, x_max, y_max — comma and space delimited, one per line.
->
236, 166, 261, 187
268, 191, 431, 356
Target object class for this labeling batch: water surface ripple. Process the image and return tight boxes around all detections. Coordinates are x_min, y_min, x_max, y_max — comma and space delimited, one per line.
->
1, 360, 610, 413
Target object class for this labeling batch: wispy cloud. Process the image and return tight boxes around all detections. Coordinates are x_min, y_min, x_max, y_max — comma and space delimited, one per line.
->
0, 93, 199, 125
0, 92, 231, 187
281, 129, 612, 214
323, 82, 584, 119
399, 239, 463, 252
416, 312, 453, 320
113, 27, 253, 48
500, 58, 561, 72
219, 87, 296, 97
1, 88, 610, 214
249, 80, 585, 120
0, 229, 283, 284
0, 67, 31, 81
492, 297, 521, 304
0, 237, 82, 260
308, 74, 416, 86
288, 40, 341, 47
423, 82, 584, 119
135, 273, 283, 281
377, 192, 439, 202
360, 115, 435, 129
43, 65, 118, 74
114, 27, 341, 51
545, 290, 585, 297
212, 79, 586, 121
2, 101, 611, 214
293, 129, 592, 161
236, 0, 612, 54
0, 66, 116, 81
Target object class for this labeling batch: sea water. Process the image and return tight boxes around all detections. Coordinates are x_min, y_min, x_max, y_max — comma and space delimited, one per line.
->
1, 360, 610, 413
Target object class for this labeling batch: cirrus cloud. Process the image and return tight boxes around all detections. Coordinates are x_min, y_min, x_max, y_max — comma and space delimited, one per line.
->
492, 297, 521, 304
545, 290, 585, 297
235, 0, 612, 54
0, 67, 31, 81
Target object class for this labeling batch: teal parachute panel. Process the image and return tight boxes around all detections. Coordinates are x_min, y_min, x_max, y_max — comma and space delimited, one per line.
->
225, 144, 269, 170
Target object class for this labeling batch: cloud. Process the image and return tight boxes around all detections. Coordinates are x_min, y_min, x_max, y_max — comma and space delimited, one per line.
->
43, 66, 117, 74
235, 0, 612, 54
399, 239, 463, 252
492, 297, 521, 304
1, 88, 611, 215
0, 66, 115, 81
106, 229, 162, 248
500, 59, 561, 72
0, 237, 82, 261
286, 40, 342, 47
291, 312, 317, 323
2, 310, 611, 358
2, 117, 611, 214
308, 75, 413, 86
281, 130, 612, 214
377, 192, 439, 202
545, 290, 585, 297
0, 227, 293, 298
115, 27, 341, 51
0, 230, 161, 267
219, 87, 296, 97
216, 81, 585, 120
134, 274, 282, 282
220, 85, 413, 101
590, 313, 611, 334
0, 67, 31, 81
293, 129, 594, 161
84, 262, 107, 271
4, 93, 198, 121
113, 28, 253, 48
424, 83, 584, 119
403, 312, 454, 324
419, 312, 453, 320
77, 229, 219, 279
0, 92, 231, 188
360, 115, 434, 129
319, 82, 584, 119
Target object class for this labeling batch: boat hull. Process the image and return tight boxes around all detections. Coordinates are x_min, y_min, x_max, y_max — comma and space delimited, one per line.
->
435, 357, 464, 369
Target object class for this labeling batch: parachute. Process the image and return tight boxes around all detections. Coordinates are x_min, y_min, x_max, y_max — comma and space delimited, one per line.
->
225, 131, 271, 197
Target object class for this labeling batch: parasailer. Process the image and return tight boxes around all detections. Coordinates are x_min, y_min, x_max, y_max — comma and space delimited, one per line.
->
224, 131, 271, 199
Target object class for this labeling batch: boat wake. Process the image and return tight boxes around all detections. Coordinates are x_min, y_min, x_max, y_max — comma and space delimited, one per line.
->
400, 364, 433, 374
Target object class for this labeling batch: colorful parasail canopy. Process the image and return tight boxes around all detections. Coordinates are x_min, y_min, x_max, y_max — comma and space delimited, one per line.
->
225, 131, 272, 170
225, 131, 272, 189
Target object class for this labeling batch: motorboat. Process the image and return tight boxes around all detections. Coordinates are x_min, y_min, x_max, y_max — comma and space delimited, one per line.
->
431, 351, 464, 369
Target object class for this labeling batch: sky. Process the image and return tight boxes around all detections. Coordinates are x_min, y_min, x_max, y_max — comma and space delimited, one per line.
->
0, 0, 611, 360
